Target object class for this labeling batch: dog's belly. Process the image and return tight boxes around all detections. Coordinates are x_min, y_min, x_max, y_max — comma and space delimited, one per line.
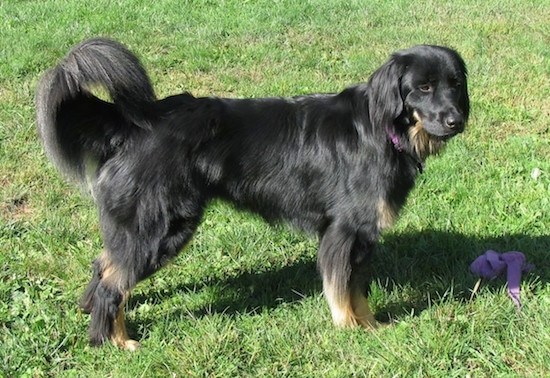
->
213, 174, 329, 234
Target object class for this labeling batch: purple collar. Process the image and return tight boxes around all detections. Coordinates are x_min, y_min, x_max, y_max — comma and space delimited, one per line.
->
387, 128, 404, 152
387, 127, 424, 173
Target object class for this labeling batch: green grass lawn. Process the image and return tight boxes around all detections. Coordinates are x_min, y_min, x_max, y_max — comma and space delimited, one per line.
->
1, 0, 549, 376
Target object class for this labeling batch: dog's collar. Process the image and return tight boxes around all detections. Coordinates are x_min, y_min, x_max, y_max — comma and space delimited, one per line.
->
387, 127, 424, 174
387, 128, 404, 152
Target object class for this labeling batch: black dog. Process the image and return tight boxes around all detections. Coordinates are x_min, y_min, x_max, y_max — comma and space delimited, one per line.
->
36, 38, 469, 349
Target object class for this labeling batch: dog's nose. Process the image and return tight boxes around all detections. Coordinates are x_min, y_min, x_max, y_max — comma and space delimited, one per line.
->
445, 114, 463, 129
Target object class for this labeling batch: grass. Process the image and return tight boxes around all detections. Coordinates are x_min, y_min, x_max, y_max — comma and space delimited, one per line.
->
1, 0, 549, 376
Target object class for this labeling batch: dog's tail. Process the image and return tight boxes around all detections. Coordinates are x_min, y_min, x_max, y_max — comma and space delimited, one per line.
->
35, 38, 156, 185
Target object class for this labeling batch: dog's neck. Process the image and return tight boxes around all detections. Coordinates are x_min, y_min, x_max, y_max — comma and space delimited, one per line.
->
386, 127, 424, 173
387, 128, 404, 152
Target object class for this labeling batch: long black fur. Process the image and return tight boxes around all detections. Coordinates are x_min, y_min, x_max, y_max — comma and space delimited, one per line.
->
36, 38, 469, 347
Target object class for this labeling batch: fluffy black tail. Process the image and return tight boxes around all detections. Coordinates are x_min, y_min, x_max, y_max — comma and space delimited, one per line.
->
35, 38, 157, 185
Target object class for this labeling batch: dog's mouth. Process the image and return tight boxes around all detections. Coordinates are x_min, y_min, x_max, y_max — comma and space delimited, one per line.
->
429, 132, 455, 142
406, 110, 460, 161
411, 110, 464, 139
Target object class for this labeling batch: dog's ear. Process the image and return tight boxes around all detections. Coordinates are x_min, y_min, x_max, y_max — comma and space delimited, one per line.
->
460, 82, 470, 124
457, 57, 470, 124
366, 55, 407, 127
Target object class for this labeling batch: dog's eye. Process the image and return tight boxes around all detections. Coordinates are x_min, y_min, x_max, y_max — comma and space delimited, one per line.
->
450, 78, 462, 87
419, 84, 432, 93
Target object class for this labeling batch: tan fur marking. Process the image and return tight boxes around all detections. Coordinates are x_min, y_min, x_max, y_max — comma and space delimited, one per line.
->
409, 111, 446, 161
350, 289, 378, 328
377, 199, 398, 231
323, 279, 378, 329
111, 297, 140, 351
97, 250, 127, 291
97, 250, 139, 350
324, 279, 354, 327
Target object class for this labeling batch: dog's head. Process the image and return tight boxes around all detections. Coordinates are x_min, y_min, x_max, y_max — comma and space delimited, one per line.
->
397, 45, 469, 137
368, 45, 469, 160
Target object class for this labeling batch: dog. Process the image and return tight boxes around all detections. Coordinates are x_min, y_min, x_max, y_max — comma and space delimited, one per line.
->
36, 38, 469, 349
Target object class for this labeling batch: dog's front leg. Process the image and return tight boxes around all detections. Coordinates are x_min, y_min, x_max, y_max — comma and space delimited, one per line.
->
317, 223, 379, 329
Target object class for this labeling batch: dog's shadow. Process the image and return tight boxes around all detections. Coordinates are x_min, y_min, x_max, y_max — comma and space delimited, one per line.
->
128, 230, 549, 330
370, 231, 549, 321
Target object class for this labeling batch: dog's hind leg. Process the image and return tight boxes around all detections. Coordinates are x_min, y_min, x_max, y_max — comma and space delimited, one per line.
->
111, 291, 140, 351
81, 249, 138, 349
82, 209, 204, 349
79, 258, 102, 315
317, 224, 378, 328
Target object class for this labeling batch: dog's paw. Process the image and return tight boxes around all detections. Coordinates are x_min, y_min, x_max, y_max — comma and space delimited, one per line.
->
122, 339, 141, 351
112, 337, 141, 351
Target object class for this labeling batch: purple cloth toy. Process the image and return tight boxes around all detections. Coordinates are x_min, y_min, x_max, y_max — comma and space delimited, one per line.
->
470, 250, 534, 308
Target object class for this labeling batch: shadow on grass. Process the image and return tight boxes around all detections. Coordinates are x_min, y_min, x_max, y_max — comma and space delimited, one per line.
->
127, 230, 549, 332
372, 231, 549, 321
